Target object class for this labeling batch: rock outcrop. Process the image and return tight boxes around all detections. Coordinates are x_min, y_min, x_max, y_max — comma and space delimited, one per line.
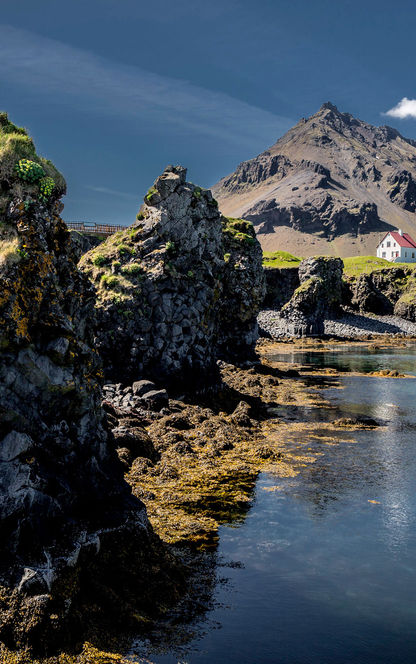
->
393, 275, 416, 321
79, 166, 265, 386
213, 103, 416, 257
279, 256, 343, 335
263, 266, 300, 309
0, 115, 180, 654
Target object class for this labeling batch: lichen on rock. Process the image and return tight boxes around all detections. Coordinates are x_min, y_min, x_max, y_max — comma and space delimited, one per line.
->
79, 165, 265, 386
0, 115, 181, 655
280, 256, 344, 335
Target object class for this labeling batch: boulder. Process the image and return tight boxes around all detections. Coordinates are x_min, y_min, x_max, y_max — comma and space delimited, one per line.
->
280, 256, 344, 335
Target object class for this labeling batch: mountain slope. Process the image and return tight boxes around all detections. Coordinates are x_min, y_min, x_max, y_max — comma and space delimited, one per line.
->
212, 103, 416, 257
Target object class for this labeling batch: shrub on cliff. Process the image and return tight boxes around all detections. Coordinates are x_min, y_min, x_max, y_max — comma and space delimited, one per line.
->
79, 165, 265, 385
0, 116, 181, 655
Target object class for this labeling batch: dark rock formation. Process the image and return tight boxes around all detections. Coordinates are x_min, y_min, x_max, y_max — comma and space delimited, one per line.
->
388, 170, 416, 212
279, 256, 344, 335
79, 166, 265, 386
69, 229, 105, 260
263, 266, 300, 309
218, 217, 266, 360
348, 267, 411, 314
212, 103, 416, 256
393, 275, 416, 321
0, 115, 180, 654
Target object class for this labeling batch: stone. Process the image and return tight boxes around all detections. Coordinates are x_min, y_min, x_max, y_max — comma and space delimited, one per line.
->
142, 389, 169, 412
0, 114, 181, 653
132, 379, 157, 396
280, 256, 344, 335
79, 166, 265, 387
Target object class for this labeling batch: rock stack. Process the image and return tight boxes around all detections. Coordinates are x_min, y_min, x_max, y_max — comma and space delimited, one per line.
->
280, 256, 344, 335
79, 165, 265, 386
0, 115, 180, 654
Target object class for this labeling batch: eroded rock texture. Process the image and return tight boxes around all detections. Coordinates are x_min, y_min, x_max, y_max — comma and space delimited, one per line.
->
79, 165, 265, 386
280, 256, 344, 335
213, 102, 416, 256
0, 115, 180, 654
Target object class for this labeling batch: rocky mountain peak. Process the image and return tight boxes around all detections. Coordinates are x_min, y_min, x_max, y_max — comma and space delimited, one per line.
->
212, 103, 416, 257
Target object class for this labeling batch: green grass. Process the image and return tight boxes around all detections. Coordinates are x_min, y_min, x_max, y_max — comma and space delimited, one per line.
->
0, 111, 66, 194
342, 255, 415, 277
263, 250, 302, 269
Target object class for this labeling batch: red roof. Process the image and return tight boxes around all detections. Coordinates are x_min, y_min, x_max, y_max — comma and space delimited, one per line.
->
378, 231, 416, 249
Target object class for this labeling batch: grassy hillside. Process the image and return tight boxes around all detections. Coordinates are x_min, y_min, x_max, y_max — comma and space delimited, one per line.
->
263, 250, 302, 269
263, 251, 416, 277
342, 255, 416, 277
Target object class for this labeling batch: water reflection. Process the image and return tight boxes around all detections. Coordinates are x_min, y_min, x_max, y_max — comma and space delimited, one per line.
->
133, 346, 416, 664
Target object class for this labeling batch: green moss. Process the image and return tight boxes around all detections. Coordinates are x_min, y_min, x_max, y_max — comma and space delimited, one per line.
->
118, 244, 133, 256
145, 186, 158, 202
0, 112, 66, 193
92, 254, 107, 267
165, 240, 176, 253
223, 217, 255, 239
136, 211, 145, 221
262, 250, 302, 269
100, 274, 120, 290
293, 276, 319, 295
121, 262, 143, 276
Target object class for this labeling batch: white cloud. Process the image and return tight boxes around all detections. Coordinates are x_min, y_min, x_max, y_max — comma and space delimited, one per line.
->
385, 97, 416, 120
0, 24, 292, 149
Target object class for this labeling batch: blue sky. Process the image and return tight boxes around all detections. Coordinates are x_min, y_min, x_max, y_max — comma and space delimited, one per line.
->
1, 0, 416, 224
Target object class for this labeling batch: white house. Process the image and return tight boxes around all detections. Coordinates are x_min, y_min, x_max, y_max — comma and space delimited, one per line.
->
376, 229, 416, 263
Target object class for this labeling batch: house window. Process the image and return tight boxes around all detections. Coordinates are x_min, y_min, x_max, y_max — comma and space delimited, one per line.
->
387, 241, 391, 247
381, 244, 384, 248
394, 243, 397, 247
413, 253, 415, 258
382, 252, 386, 258
405, 251, 408, 257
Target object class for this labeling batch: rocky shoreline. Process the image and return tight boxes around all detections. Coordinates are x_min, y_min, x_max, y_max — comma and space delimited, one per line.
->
2, 112, 416, 663
259, 308, 416, 338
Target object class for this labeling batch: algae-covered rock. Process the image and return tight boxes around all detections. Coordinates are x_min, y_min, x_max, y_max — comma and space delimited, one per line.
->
394, 275, 416, 321
79, 165, 265, 385
349, 267, 412, 315
219, 217, 266, 359
280, 256, 343, 335
0, 115, 180, 654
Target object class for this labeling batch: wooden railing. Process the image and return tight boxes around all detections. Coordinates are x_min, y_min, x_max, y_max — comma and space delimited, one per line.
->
66, 221, 125, 237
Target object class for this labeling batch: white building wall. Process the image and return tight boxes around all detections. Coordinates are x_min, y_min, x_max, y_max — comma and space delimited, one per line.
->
377, 233, 416, 263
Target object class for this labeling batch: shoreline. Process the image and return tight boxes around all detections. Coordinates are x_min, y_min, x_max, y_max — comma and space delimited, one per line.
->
258, 308, 416, 339
2, 336, 411, 664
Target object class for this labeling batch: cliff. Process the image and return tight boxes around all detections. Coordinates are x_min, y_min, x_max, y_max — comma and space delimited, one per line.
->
0, 114, 180, 655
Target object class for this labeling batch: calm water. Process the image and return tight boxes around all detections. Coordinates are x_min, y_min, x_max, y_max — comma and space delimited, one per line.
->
133, 345, 416, 664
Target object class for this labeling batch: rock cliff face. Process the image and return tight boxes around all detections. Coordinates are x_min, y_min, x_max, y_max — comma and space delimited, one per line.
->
263, 267, 300, 309
79, 166, 265, 386
347, 267, 416, 321
0, 115, 179, 654
280, 256, 344, 335
213, 103, 416, 257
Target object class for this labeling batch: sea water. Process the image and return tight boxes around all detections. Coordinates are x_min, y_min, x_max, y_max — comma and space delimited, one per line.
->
133, 344, 416, 664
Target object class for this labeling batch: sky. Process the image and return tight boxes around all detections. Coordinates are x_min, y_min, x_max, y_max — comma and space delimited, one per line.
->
1, 0, 416, 224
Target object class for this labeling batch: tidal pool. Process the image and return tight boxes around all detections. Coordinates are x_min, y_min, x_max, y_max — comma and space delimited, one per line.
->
132, 344, 416, 664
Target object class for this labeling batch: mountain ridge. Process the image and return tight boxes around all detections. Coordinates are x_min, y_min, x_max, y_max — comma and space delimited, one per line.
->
212, 103, 416, 257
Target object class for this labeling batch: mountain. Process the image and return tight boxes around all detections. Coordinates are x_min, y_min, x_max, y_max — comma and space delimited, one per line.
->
212, 102, 416, 257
